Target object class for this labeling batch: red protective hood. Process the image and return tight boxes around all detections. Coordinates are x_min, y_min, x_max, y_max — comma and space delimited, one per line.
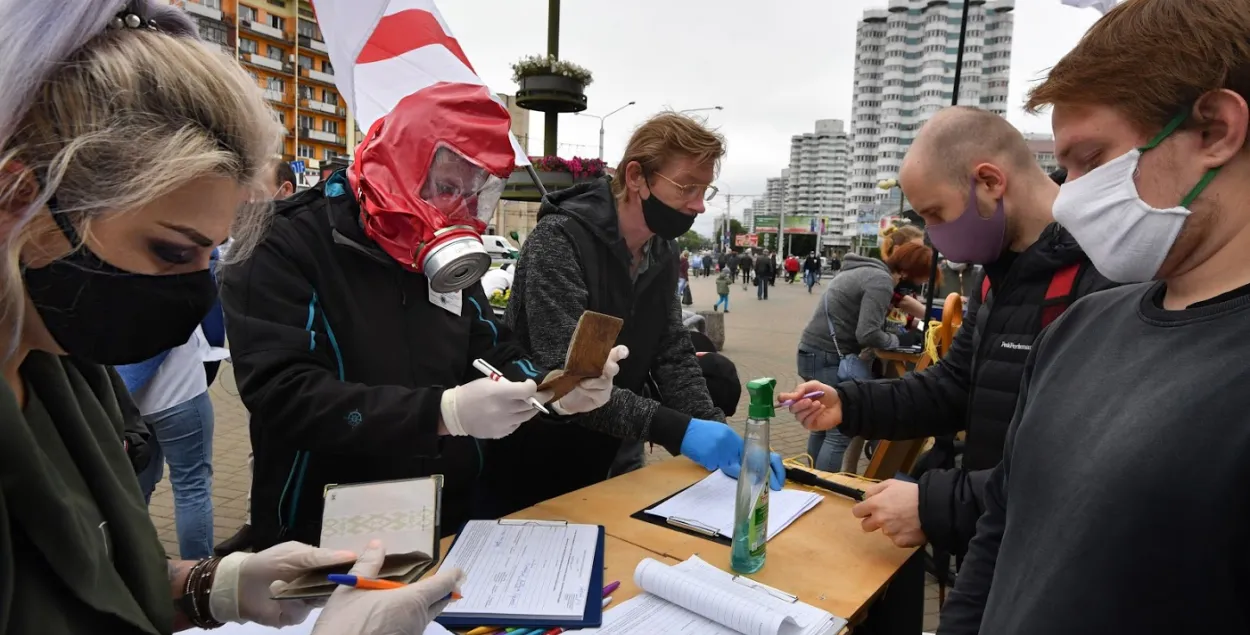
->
348, 82, 516, 268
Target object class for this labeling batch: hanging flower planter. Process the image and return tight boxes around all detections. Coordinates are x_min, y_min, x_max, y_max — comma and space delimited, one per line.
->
512, 54, 593, 113
502, 156, 608, 202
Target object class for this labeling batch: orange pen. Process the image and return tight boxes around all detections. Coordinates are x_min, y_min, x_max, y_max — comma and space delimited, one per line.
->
326, 574, 463, 600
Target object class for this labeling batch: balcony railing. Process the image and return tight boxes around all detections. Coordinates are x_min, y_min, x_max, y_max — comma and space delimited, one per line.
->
302, 99, 344, 116
304, 129, 346, 145
240, 19, 288, 41
302, 67, 336, 84
183, 1, 223, 20
247, 53, 284, 72
298, 34, 329, 53
264, 89, 286, 103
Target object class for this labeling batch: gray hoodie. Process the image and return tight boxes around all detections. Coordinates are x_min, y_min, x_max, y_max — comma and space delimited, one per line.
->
799, 254, 899, 355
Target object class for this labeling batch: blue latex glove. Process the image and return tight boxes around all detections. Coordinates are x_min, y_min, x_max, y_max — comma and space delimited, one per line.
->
680, 419, 786, 491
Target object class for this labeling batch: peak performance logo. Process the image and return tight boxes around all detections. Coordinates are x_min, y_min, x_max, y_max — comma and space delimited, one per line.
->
1000, 342, 1032, 351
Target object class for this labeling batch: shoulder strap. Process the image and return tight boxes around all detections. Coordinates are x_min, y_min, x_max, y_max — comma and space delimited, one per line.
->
980, 271, 991, 303
1039, 262, 1082, 329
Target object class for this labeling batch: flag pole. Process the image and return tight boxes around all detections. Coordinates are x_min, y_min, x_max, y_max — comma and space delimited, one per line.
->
524, 164, 550, 199
923, 0, 972, 324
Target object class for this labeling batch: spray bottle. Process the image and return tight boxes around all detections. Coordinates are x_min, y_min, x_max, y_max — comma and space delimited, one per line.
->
731, 377, 775, 574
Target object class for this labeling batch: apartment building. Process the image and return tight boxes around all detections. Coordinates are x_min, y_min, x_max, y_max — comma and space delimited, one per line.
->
172, 0, 357, 170
847, 0, 1016, 209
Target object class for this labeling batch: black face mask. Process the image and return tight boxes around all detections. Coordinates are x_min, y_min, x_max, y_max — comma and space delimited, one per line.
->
641, 191, 696, 240
22, 211, 218, 366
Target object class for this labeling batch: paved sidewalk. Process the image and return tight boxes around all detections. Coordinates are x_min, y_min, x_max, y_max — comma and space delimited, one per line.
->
149, 270, 943, 629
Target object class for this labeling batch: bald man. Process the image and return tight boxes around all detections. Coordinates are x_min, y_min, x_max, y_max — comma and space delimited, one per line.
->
782, 106, 1116, 562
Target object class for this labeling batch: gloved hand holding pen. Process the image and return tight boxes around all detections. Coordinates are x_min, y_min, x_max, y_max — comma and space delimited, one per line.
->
680, 419, 785, 490
440, 374, 553, 439
311, 540, 464, 635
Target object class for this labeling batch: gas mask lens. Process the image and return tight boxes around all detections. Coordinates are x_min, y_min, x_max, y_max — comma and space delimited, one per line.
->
421, 146, 505, 228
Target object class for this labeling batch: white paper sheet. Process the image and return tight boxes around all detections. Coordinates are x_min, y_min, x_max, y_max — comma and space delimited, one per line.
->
634, 558, 795, 635
586, 595, 741, 634
674, 557, 846, 635
580, 557, 845, 635
185, 609, 455, 635
438, 520, 598, 620
645, 471, 823, 540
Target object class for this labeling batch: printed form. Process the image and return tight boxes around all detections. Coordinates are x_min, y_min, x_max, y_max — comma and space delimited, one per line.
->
646, 471, 823, 540
438, 520, 598, 619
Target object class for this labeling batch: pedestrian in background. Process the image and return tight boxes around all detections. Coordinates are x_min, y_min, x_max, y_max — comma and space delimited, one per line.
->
755, 249, 775, 300
714, 267, 731, 313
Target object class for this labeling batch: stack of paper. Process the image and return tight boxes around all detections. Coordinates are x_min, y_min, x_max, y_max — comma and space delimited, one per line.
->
185, 609, 455, 635
646, 471, 823, 540
584, 556, 846, 635
436, 519, 602, 628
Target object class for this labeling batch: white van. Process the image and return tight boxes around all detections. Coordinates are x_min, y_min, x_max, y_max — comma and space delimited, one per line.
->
481, 234, 520, 261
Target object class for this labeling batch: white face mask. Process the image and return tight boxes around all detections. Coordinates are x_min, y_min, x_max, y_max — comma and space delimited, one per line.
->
1052, 113, 1220, 284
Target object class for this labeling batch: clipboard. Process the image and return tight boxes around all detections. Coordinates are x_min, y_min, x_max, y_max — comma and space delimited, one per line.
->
434, 520, 606, 630
630, 484, 732, 546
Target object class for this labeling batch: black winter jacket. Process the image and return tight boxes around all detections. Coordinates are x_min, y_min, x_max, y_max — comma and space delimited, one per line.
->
487, 177, 724, 515
834, 223, 1116, 556
221, 177, 539, 549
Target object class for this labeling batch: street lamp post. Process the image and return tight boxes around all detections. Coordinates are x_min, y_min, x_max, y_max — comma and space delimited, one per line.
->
679, 106, 724, 116
577, 101, 636, 161
877, 178, 906, 218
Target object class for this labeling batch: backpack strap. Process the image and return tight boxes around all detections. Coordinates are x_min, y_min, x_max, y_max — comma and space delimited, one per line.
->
1039, 262, 1082, 329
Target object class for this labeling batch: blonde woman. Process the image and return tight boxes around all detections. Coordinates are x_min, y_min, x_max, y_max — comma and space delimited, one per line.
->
0, 2, 458, 634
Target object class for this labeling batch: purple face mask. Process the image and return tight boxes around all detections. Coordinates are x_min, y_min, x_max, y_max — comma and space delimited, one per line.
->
925, 178, 1007, 265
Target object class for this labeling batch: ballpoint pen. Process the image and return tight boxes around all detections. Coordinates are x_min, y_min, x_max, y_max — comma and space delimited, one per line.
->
777, 390, 825, 408
602, 580, 620, 597
472, 358, 550, 414
325, 574, 463, 601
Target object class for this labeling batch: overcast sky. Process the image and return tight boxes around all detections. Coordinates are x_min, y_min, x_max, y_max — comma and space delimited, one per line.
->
438, 0, 1106, 236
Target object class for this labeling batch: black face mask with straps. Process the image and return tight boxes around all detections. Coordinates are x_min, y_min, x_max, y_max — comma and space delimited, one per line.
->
22, 205, 217, 365
641, 191, 697, 240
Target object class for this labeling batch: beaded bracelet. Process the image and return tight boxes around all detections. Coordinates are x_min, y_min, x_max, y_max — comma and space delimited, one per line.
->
178, 557, 225, 629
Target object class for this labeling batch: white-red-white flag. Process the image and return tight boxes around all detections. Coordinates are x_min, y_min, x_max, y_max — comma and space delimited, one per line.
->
1060, 0, 1120, 13
312, 0, 529, 164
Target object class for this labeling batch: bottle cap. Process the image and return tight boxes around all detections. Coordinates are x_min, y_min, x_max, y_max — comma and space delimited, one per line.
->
746, 377, 777, 419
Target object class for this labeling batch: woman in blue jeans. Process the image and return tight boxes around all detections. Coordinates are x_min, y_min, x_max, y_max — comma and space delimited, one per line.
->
795, 243, 932, 471
118, 328, 219, 559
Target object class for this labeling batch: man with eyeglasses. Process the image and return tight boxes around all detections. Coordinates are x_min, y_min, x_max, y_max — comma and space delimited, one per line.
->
485, 112, 785, 516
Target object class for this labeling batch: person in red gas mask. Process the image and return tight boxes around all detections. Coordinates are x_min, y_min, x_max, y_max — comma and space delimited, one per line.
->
220, 83, 624, 550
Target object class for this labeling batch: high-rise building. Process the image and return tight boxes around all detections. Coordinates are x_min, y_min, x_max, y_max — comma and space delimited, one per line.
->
847, 0, 1016, 212
1025, 133, 1059, 174
784, 120, 851, 247
785, 119, 851, 217
764, 170, 788, 217
168, 0, 357, 175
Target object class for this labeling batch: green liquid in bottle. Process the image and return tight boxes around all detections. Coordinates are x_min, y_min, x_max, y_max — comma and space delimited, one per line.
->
731, 377, 776, 574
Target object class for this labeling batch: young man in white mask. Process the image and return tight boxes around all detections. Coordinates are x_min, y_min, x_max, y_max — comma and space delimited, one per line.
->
930, 1, 1250, 633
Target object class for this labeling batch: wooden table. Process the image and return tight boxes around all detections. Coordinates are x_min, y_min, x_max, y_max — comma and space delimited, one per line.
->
511, 459, 916, 625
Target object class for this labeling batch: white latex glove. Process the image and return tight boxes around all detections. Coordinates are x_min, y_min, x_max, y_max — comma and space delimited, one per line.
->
440, 377, 552, 439
552, 346, 629, 415
312, 540, 464, 635
210, 541, 357, 627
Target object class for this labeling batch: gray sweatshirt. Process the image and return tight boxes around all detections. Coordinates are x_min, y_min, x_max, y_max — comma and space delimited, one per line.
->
939, 281, 1250, 634
799, 254, 899, 355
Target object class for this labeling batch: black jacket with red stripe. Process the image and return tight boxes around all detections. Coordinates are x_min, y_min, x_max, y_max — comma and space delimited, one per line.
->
834, 223, 1116, 556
